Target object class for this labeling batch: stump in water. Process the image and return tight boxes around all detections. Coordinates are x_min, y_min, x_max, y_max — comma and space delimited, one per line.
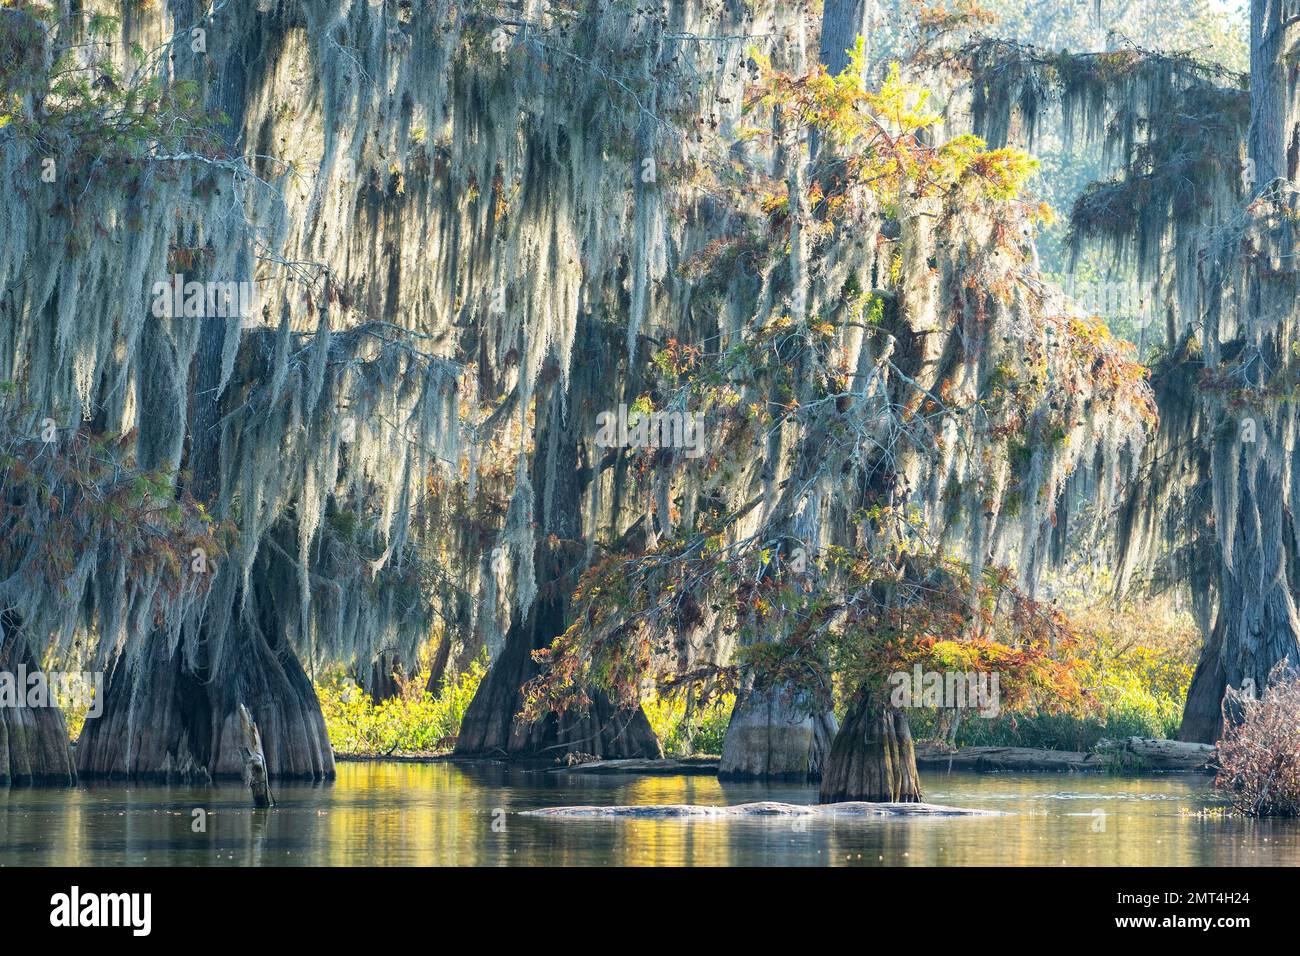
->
238, 704, 274, 808
0, 627, 76, 787
819, 687, 922, 804
718, 683, 836, 781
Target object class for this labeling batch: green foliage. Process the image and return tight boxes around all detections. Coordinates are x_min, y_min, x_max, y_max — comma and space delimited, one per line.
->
317, 654, 488, 755
42, 666, 96, 744
1, 1, 223, 203
928, 693, 1182, 752
643, 693, 735, 756
745, 48, 1041, 209
912, 600, 1196, 750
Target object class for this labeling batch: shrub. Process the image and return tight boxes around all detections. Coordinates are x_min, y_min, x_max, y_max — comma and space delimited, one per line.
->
910, 599, 1196, 751
643, 693, 735, 757
317, 653, 487, 755
1214, 663, 1300, 817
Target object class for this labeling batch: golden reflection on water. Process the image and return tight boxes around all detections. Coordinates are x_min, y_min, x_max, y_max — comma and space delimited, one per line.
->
2, 762, 1299, 866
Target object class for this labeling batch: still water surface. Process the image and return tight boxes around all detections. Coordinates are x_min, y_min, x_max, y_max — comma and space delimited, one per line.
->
0, 761, 1292, 866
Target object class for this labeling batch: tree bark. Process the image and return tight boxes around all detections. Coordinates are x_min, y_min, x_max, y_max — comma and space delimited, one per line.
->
0, 625, 76, 787
366, 649, 405, 703
237, 703, 274, 808
425, 637, 453, 696
1179, 612, 1228, 743
819, 686, 922, 803
455, 546, 661, 759
76, 615, 334, 782
1187, 433, 1300, 740
810, 0, 870, 162
718, 682, 835, 780
817, 0, 869, 79
1179, 0, 1300, 742
456, 362, 660, 760
1246, 0, 1300, 188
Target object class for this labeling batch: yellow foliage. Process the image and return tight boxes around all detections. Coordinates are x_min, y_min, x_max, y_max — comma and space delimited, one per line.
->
745, 42, 1038, 206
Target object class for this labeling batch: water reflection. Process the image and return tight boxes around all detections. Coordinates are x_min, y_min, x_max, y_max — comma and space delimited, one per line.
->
0, 762, 1293, 866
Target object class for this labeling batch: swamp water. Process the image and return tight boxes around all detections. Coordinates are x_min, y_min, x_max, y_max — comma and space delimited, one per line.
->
0, 761, 1291, 866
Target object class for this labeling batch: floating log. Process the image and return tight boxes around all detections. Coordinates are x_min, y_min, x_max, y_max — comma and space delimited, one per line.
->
546, 757, 722, 775
916, 746, 1101, 772
1092, 737, 1216, 772
237, 704, 274, 808
521, 800, 1002, 818
336, 739, 1216, 777
915, 738, 1216, 773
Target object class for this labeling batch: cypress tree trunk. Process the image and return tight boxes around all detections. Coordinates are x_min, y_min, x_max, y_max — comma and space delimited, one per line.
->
1245, 0, 1300, 189
425, 638, 453, 697
1186, 427, 1300, 742
456, 565, 660, 759
715, 0, 863, 782
456, 376, 659, 760
77, 617, 334, 782
817, 0, 869, 77
77, 305, 335, 780
1179, 604, 1229, 744
819, 686, 922, 804
366, 650, 405, 704
0, 622, 76, 787
718, 682, 836, 780
1180, 0, 1300, 742
810, 0, 869, 162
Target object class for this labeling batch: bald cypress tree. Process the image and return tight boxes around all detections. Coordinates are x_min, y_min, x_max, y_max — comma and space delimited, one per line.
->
1178, 0, 1300, 741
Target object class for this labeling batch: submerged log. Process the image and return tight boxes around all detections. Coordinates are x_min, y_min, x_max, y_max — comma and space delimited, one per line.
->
522, 800, 1001, 818
547, 757, 721, 775
237, 704, 274, 808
